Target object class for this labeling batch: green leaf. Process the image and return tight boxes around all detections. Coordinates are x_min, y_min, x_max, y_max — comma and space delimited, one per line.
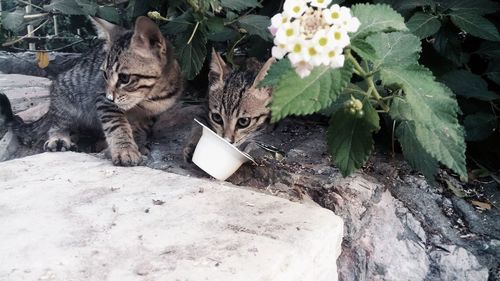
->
220, 0, 261, 12
271, 62, 353, 122
450, 11, 500, 41
320, 83, 366, 116
485, 60, 500, 85
381, 64, 467, 179
351, 4, 407, 39
97, 6, 120, 24
126, 0, 150, 19
207, 27, 239, 42
475, 42, 500, 59
406, 12, 441, 38
350, 38, 378, 62
396, 121, 439, 181
433, 26, 467, 66
440, 70, 500, 101
259, 59, 292, 88
161, 12, 194, 35
2, 8, 25, 32
464, 113, 497, 142
366, 32, 421, 68
238, 15, 272, 41
374, 0, 434, 13
440, 0, 500, 15
327, 100, 380, 177
44, 0, 84, 15
174, 29, 207, 80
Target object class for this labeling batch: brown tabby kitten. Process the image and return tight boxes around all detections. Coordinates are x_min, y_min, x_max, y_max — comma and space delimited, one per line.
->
184, 51, 274, 162
0, 17, 183, 166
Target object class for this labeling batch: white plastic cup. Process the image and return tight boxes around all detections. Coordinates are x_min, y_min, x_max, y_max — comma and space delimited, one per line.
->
192, 119, 253, 181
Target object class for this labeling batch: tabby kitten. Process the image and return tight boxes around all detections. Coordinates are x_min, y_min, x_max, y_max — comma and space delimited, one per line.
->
0, 16, 183, 166
184, 51, 274, 161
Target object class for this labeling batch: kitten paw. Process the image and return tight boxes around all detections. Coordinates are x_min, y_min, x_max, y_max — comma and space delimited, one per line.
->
183, 144, 196, 163
43, 137, 77, 152
111, 145, 142, 166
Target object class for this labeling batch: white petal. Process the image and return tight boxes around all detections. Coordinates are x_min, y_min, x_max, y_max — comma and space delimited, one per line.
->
346, 17, 361, 33
272, 46, 288, 59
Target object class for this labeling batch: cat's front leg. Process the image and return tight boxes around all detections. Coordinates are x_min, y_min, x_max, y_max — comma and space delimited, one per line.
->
183, 124, 202, 163
130, 118, 154, 156
96, 95, 142, 166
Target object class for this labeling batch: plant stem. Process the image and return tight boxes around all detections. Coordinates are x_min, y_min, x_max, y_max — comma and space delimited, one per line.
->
187, 21, 200, 45
345, 49, 366, 77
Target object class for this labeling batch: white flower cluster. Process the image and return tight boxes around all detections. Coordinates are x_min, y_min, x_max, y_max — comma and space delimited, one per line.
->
269, 0, 361, 78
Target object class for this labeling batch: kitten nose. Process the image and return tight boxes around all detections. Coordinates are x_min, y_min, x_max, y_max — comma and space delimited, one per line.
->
223, 136, 234, 144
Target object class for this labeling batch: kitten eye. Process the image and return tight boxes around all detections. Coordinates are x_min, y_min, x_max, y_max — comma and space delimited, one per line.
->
118, 73, 130, 85
237, 117, 251, 128
211, 113, 223, 125
102, 71, 108, 81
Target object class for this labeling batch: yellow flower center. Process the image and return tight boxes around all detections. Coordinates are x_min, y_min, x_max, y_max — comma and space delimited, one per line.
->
328, 51, 336, 58
318, 0, 324, 3
282, 17, 288, 23
293, 6, 301, 13
293, 44, 302, 53
286, 28, 294, 37
332, 12, 340, 19
319, 37, 327, 46
334, 32, 341, 40
308, 47, 317, 56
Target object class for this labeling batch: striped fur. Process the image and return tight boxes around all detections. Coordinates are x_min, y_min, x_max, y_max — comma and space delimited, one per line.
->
0, 17, 183, 166
183, 52, 274, 161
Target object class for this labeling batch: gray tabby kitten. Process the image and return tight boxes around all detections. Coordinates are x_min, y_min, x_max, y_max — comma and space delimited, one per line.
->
0, 16, 183, 166
184, 51, 274, 161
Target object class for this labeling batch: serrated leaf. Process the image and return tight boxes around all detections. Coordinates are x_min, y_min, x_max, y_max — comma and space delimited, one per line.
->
350, 38, 378, 62
464, 113, 497, 142
44, 0, 84, 15
271, 62, 353, 122
175, 29, 207, 80
328, 100, 380, 177
351, 4, 407, 39
259, 59, 292, 88
441, 70, 500, 101
220, 0, 261, 12
396, 121, 439, 181
238, 15, 272, 41
161, 12, 194, 35
366, 32, 421, 68
407, 12, 441, 38
381, 64, 467, 179
450, 11, 500, 42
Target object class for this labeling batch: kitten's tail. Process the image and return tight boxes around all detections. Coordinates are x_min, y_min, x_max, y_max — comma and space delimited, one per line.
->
0, 93, 51, 146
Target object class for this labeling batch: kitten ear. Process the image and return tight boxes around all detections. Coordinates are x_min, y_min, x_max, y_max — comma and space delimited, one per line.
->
209, 50, 231, 85
131, 16, 166, 56
89, 16, 124, 49
251, 57, 275, 89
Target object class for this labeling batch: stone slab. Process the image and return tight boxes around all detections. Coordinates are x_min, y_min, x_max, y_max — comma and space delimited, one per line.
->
0, 152, 343, 281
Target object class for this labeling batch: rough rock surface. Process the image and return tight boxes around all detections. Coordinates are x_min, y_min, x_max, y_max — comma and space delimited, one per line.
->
0, 51, 80, 78
0, 152, 343, 281
1, 74, 498, 281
